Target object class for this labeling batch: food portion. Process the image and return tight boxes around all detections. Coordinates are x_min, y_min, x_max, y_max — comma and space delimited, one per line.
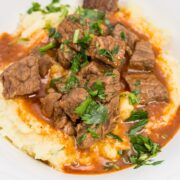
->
0, 0, 179, 175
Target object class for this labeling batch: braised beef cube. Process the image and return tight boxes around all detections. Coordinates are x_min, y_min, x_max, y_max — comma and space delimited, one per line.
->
86, 69, 121, 102
113, 24, 139, 50
39, 54, 54, 77
125, 73, 169, 104
89, 36, 126, 68
59, 88, 89, 122
79, 61, 106, 79
40, 93, 62, 118
83, 0, 118, 12
1, 55, 40, 99
129, 41, 155, 71
102, 96, 120, 135
58, 17, 89, 51
76, 124, 102, 149
57, 45, 76, 69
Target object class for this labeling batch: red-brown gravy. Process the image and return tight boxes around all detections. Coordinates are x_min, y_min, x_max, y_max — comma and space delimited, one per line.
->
0, 20, 179, 175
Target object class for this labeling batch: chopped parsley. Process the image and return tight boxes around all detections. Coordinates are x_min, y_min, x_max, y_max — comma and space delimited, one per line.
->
27, 2, 42, 14
50, 77, 62, 88
120, 31, 126, 41
27, 0, 69, 14
126, 110, 148, 122
48, 28, 61, 39
87, 128, 100, 139
104, 19, 113, 32
90, 21, 103, 35
126, 110, 149, 135
104, 70, 116, 77
128, 119, 148, 136
60, 74, 79, 93
71, 54, 81, 73
128, 92, 140, 105
73, 29, 80, 43
104, 162, 119, 171
128, 135, 162, 168
39, 42, 56, 53
107, 133, 123, 142
75, 97, 108, 125
98, 46, 119, 61
88, 80, 106, 100
77, 134, 86, 145
134, 80, 141, 87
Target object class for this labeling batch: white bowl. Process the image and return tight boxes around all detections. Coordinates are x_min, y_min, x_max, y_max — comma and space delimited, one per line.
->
0, 0, 180, 179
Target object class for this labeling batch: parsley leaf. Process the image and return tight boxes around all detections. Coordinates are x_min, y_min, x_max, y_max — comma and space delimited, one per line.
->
128, 119, 148, 135
87, 128, 100, 139
90, 21, 103, 35
77, 134, 86, 145
60, 74, 79, 93
39, 42, 56, 53
107, 133, 123, 142
120, 31, 126, 41
50, 77, 62, 88
48, 28, 61, 39
98, 46, 119, 61
27, 2, 42, 14
75, 97, 108, 125
71, 54, 81, 73
128, 92, 140, 105
88, 80, 106, 100
126, 110, 148, 122
104, 70, 116, 77
128, 135, 162, 168
73, 29, 80, 44
104, 162, 119, 171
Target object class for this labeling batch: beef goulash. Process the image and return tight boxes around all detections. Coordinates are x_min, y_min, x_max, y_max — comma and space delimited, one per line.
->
0, 0, 179, 175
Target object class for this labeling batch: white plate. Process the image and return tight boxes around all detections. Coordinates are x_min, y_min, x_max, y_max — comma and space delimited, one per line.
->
0, 0, 180, 180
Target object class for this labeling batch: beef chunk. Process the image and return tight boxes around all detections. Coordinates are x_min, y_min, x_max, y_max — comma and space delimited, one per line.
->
89, 36, 126, 68
79, 61, 107, 79
39, 54, 54, 77
102, 96, 119, 135
57, 45, 76, 69
125, 73, 169, 104
113, 24, 139, 50
40, 93, 62, 118
83, 0, 118, 12
76, 124, 102, 149
1, 55, 40, 99
58, 16, 89, 51
129, 41, 155, 71
53, 102, 76, 136
87, 69, 121, 103
59, 88, 89, 122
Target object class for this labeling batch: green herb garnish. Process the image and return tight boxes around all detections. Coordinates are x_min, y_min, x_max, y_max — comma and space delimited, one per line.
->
90, 21, 103, 35
27, 2, 42, 14
128, 135, 162, 168
134, 80, 141, 87
126, 110, 148, 122
60, 74, 79, 93
98, 45, 119, 61
128, 119, 148, 135
120, 31, 126, 41
107, 133, 123, 142
50, 77, 62, 88
88, 80, 106, 100
75, 97, 108, 125
48, 27, 61, 39
39, 42, 56, 53
128, 92, 140, 105
87, 128, 100, 139
71, 54, 81, 73
73, 29, 80, 43
104, 70, 116, 77
104, 162, 119, 171
77, 134, 87, 145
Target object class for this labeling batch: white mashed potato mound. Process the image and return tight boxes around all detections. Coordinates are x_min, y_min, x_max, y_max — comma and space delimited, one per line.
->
0, 3, 180, 172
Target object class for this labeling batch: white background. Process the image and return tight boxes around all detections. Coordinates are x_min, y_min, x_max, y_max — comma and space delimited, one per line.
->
0, 0, 180, 180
